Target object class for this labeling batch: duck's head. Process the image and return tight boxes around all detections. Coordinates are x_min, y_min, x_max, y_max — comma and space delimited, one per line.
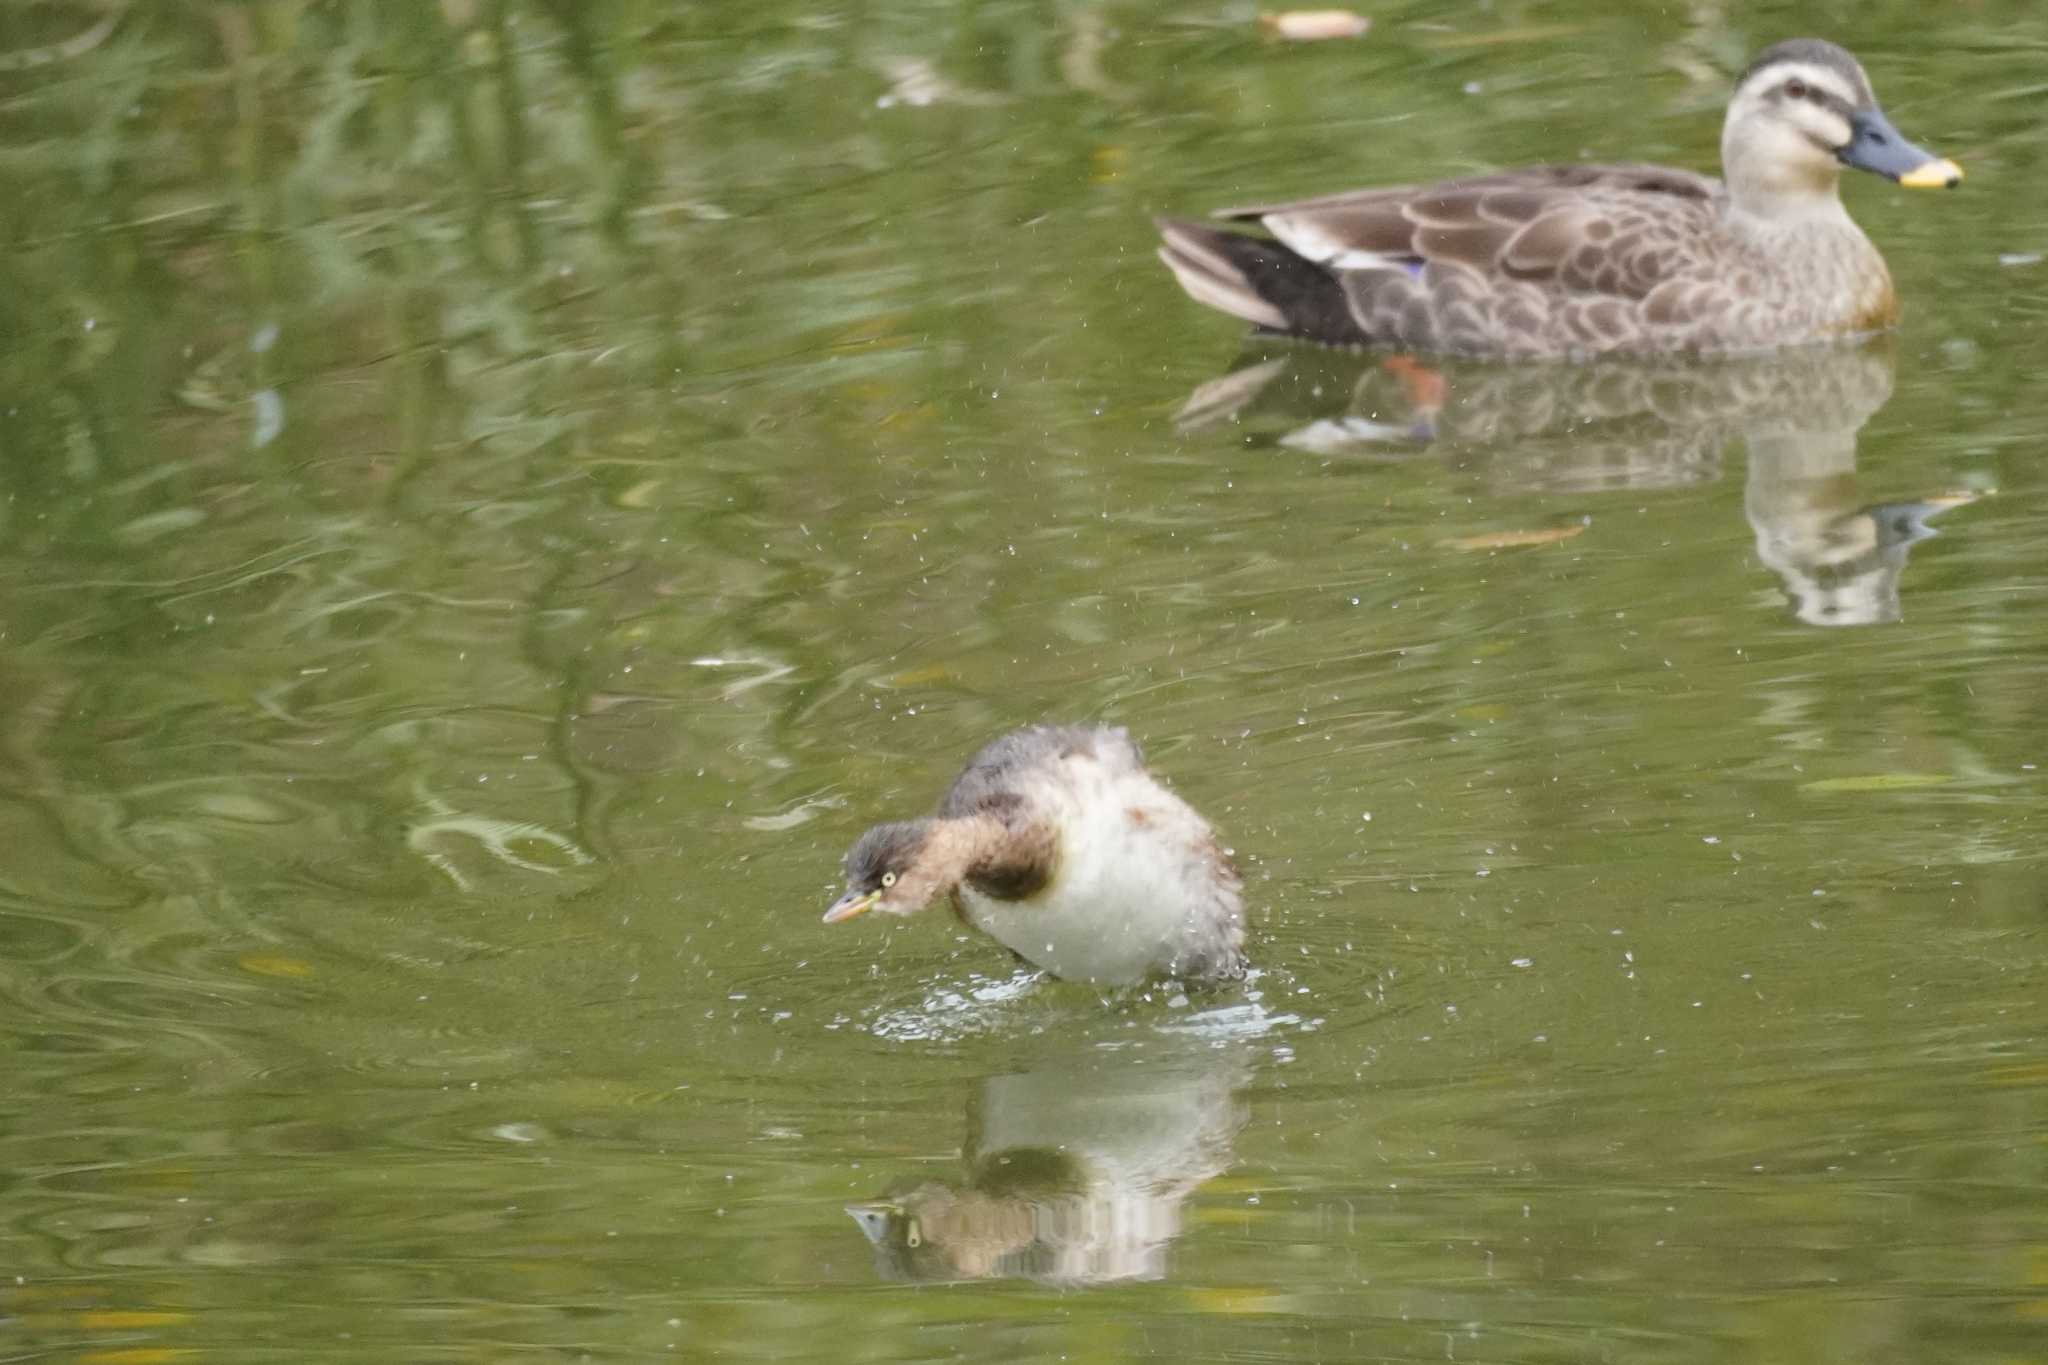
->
824, 819, 940, 922
1723, 39, 1960, 205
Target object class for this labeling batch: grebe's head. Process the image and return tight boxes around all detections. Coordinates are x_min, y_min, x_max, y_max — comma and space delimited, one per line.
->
824, 820, 938, 922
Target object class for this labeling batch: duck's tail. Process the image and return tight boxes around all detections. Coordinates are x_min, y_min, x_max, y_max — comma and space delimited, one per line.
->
1154, 218, 1365, 345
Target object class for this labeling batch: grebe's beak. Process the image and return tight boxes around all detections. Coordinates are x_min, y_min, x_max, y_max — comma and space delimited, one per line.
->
823, 889, 880, 924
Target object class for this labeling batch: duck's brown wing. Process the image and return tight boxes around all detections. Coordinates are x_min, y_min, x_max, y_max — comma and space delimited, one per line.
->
1159, 163, 1728, 356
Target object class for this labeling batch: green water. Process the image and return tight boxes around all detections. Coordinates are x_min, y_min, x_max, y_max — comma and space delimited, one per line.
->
1, 2, 2044, 1360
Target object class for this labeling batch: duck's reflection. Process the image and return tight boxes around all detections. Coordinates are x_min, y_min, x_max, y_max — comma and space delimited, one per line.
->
1745, 419, 1977, 628
846, 1045, 1250, 1284
1177, 342, 1980, 623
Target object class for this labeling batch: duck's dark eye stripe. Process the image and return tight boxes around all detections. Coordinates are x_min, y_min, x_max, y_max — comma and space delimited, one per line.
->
1778, 76, 1856, 120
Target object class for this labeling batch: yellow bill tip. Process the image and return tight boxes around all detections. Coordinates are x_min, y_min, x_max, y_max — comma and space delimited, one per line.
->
1898, 157, 1962, 190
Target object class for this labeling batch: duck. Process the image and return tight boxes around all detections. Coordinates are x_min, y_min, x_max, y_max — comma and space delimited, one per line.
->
1156, 38, 1961, 358
824, 724, 1247, 985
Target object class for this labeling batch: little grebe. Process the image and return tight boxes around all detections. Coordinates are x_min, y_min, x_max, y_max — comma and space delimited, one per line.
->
825, 725, 1247, 984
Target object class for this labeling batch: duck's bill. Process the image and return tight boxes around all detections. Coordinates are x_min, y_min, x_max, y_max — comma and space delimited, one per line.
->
1896, 157, 1964, 189
823, 890, 880, 924
1839, 109, 1961, 188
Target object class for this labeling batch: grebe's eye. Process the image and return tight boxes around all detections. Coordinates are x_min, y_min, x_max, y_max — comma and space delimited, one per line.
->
881, 871, 897, 888
1784, 78, 1808, 100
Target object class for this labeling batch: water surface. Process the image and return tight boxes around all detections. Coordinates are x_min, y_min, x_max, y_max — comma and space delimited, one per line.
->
1, 2, 2045, 1361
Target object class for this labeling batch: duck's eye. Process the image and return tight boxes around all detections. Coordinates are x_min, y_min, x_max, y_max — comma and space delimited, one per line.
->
1784, 78, 1808, 101
880, 871, 897, 888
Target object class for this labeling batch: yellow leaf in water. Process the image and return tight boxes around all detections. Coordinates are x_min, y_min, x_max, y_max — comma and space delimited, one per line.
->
1799, 774, 1954, 793
1259, 10, 1371, 40
79, 1352, 196, 1365
238, 955, 314, 978
1443, 524, 1587, 550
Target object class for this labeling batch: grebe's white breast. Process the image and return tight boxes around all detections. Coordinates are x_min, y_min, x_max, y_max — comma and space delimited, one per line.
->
959, 749, 1239, 985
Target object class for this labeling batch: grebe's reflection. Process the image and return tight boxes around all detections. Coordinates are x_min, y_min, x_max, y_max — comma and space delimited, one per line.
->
846, 1046, 1249, 1284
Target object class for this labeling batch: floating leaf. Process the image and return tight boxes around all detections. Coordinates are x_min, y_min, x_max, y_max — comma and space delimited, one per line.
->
1259, 10, 1372, 41
1443, 524, 1587, 550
